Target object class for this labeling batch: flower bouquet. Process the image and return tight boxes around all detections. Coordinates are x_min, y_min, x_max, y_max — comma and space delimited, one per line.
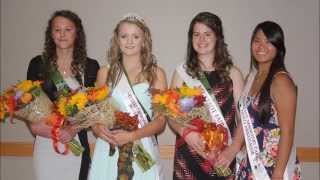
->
108, 111, 155, 180
54, 85, 114, 155
0, 80, 85, 156
0, 80, 52, 122
152, 85, 231, 176
56, 85, 114, 129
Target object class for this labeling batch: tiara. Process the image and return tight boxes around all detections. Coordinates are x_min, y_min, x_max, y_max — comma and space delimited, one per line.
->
120, 13, 146, 25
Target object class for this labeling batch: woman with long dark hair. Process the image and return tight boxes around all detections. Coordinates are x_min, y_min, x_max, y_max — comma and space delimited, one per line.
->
169, 12, 244, 180
27, 10, 99, 180
236, 21, 301, 180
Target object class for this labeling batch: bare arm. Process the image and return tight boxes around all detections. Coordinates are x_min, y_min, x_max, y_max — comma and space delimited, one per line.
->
215, 66, 245, 167
91, 66, 118, 144
229, 66, 245, 152
270, 73, 297, 179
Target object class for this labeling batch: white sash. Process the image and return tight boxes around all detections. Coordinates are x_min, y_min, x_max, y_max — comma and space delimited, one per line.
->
176, 63, 232, 145
114, 73, 163, 180
239, 69, 296, 180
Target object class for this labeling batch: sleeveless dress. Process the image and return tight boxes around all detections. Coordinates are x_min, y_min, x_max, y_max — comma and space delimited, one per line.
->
33, 77, 82, 180
236, 95, 301, 179
89, 82, 163, 180
173, 71, 236, 180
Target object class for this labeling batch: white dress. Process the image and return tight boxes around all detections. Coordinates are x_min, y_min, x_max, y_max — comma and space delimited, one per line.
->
89, 83, 164, 180
33, 77, 82, 180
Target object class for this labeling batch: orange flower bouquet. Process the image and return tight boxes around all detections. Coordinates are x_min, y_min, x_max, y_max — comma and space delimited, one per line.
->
53, 85, 114, 155
0, 80, 52, 122
56, 85, 115, 129
152, 85, 231, 176
0, 80, 90, 156
152, 85, 210, 124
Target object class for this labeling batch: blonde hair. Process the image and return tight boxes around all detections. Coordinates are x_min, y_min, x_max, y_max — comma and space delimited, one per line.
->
107, 14, 157, 88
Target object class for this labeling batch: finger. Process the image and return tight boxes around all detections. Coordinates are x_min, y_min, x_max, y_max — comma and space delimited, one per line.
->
110, 129, 126, 134
100, 133, 117, 145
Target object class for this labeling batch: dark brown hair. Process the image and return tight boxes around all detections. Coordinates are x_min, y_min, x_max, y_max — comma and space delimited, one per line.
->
185, 12, 233, 81
42, 10, 87, 78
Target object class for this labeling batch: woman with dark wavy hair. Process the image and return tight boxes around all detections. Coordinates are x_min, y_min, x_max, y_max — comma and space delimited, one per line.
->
27, 10, 99, 180
169, 12, 244, 179
236, 21, 301, 180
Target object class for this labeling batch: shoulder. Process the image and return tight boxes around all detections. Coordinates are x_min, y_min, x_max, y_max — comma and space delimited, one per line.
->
271, 72, 297, 98
229, 65, 243, 78
271, 72, 296, 90
85, 57, 100, 68
98, 65, 109, 75
229, 65, 244, 83
86, 57, 98, 63
29, 55, 43, 66
95, 65, 109, 87
154, 65, 166, 78
170, 67, 184, 88
152, 65, 167, 90
27, 55, 44, 71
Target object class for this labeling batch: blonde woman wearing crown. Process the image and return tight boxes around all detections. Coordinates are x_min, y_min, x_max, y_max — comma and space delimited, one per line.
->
88, 14, 167, 180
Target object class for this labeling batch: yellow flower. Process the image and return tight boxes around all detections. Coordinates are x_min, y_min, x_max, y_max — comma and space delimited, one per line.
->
270, 128, 280, 137
16, 80, 33, 92
69, 92, 88, 110
96, 86, 109, 101
33, 81, 42, 88
152, 94, 169, 105
57, 97, 67, 116
16, 80, 41, 92
0, 99, 6, 120
179, 85, 202, 97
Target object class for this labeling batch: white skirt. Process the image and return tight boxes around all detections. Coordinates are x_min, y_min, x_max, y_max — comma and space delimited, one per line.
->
33, 136, 82, 180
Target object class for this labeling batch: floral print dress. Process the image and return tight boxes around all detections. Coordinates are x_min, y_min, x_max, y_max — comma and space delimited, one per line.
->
236, 96, 301, 180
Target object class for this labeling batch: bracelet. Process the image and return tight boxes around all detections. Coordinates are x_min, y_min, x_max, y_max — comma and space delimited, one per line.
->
181, 128, 197, 139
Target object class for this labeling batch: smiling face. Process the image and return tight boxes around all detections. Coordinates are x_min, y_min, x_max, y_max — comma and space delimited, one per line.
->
192, 22, 216, 57
117, 22, 144, 58
51, 16, 76, 50
251, 29, 277, 64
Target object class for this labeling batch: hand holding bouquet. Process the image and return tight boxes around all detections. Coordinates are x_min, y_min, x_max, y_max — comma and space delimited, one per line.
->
0, 80, 84, 155
109, 111, 155, 180
54, 85, 112, 155
152, 85, 232, 176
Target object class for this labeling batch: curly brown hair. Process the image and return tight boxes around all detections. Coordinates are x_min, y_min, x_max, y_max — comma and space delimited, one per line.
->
106, 14, 157, 88
186, 12, 233, 81
42, 10, 87, 78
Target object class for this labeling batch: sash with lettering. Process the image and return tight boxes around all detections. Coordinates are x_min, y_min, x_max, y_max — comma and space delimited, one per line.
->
113, 72, 163, 180
238, 69, 296, 180
176, 63, 232, 145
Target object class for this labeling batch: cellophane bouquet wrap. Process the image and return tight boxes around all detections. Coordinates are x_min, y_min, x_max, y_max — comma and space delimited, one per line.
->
152, 85, 231, 176
0, 80, 87, 156
56, 85, 115, 130
0, 80, 52, 122
54, 85, 114, 156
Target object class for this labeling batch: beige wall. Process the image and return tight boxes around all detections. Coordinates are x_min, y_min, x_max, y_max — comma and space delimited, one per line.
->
1, 0, 319, 179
